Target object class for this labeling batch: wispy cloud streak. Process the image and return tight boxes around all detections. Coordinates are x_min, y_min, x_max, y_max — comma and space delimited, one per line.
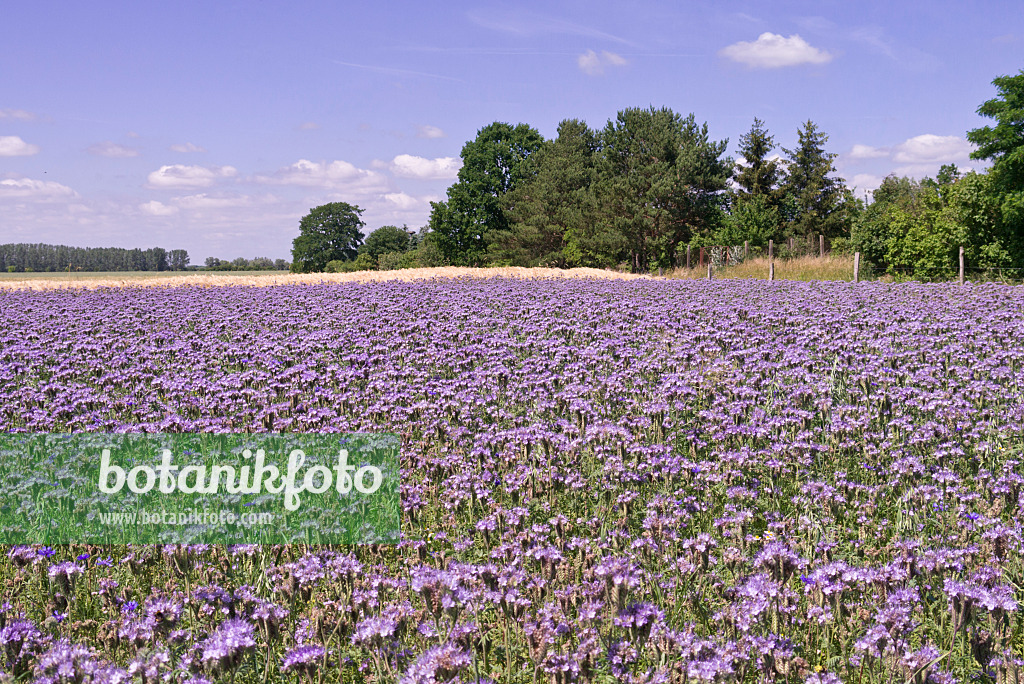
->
333, 60, 462, 82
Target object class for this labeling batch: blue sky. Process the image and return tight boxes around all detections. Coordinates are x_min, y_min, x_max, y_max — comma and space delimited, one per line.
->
2, 1, 1021, 263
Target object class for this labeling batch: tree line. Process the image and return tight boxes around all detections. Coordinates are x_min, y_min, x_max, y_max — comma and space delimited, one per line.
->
203, 256, 291, 271
289, 69, 1022, 281
424, 110, 857, 271
1, 244, 190, 273
290, 204, 443, 273
851, 70, 1024, 280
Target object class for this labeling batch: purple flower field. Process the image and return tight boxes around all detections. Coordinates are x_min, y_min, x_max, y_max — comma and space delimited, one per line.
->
0, 276, 1022, 682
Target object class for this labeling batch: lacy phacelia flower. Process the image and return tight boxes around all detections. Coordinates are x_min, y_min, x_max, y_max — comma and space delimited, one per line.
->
281, 644, 326, 678
399, 642, 472, 684
199, 618, 256, 675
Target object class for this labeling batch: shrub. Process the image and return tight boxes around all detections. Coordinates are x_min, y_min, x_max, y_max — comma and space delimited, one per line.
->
377, 251, 417, 271
411, 239, 447, 268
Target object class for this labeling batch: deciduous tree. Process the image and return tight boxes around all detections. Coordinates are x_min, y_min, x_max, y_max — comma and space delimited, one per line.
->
360, 225, 413, 263
967, 69, 1024, 192
291, 202, 365, 273
428, 122, 544, 266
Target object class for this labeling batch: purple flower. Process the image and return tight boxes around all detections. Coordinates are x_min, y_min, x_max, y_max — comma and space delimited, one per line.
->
281, 644, 326, 674
33, 639, 128, 684
399, 642, 472, 684
0, 619, 42, 676
199, 618, 256, 675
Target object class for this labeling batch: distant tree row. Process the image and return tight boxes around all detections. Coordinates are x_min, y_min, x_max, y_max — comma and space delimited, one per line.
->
203, 256, 290, 271
1, 244, 189, 273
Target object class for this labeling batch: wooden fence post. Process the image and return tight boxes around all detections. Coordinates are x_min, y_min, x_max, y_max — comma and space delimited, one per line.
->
768, 239, 775, 281
819, 234, 825, 258
959, 246, 965, 285
686, 245, 691, 270
854, 252, 860, 283
744, 240, 749, 261
707, 262, 712, 280
658, 267, 663, 277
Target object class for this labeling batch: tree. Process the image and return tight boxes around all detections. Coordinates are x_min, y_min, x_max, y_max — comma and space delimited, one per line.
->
854, 170, 1017, 281
144, 247, 168, 271
427, 122, 545, 266
852, 175, 935, 274
250, 256, 275, 270
717, 193, 780, 247
735, 118, 784, 201
167, 249, 190, 270
501, 119, 607, 266
781, 120, 848, 239
597, 107, 732, 270
359, 225, 412, 263
967, 69, 1024, 192
291, 202, 365, 273
966, 70, 1024, 263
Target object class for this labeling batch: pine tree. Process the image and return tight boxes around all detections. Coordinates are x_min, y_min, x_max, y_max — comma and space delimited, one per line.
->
781, 120, 847, 239
735, 118, 783, 201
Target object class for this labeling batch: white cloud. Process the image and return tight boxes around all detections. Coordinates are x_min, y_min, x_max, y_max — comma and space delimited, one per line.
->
849, 144, 890, 159
88, 141, 140, 158
577, 49, 628, 76
846, 135, 974, 167
850, 173, 884, 195
383, 192, 424, 211
174, 193, 253, 210
0, 177, 77, 201
0, 108, 37, 121
389, 154, 461, 180
169, 142, 206, 153
468, 9, 633, 46
255, 159, 390, 194
795, 17, 837, 34
849, 26, 895, 59
416, 125, 446, 139
734, 153, 783, 168
0, 136, 40, 156
892, 134, 974, 164
147, 164, 238, 188
719, 33, 832, 68
842, 135, 982, 188
139, 200, 179, 216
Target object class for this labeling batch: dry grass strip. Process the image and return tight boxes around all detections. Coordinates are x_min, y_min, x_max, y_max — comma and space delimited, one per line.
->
0, 266, 652, 291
